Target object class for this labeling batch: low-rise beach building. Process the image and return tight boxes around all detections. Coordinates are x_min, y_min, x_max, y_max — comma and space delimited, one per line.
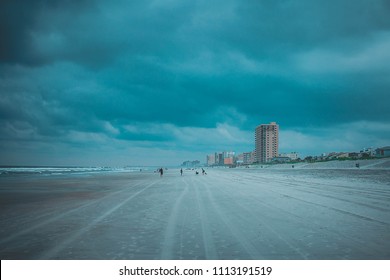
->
206, 154, 215, 166
376, 146, 390, 158
243, 151, 255, 164
224, 157, 234, 165
279, 152, 299, 161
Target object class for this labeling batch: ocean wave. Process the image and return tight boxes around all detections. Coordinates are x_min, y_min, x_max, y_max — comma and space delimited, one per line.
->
0, 166, 146, 177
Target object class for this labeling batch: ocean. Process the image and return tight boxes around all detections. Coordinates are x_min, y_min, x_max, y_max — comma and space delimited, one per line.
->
0, 166, 153, 177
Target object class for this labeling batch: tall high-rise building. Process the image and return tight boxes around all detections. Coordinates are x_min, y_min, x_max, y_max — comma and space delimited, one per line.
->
255, 122, 279, 163
215, 152, 224, 165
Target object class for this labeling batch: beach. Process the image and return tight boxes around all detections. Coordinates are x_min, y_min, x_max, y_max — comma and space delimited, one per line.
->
1, 162, 390, 260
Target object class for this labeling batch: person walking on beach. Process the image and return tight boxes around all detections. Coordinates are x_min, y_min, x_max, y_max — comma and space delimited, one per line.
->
180, 168, 183, 176
159, 168, 163, 177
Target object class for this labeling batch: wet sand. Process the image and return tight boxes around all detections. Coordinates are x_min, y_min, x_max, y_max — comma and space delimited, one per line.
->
0, 168, 389, 260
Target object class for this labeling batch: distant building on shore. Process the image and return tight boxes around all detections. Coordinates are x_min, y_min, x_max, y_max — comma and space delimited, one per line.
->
236, 153, 244, 165
243, 151, 255, 164
376, 146, 390, 158
255, 122, 279, 163
224, 157, 234, 165
215, 152, 224, 165
182, 160, 201, 168
360, 147, 376, 157
271, 156, 291, 163
279, 152, 299, 161
206, 151, 236, 166
206, 154, 215, 166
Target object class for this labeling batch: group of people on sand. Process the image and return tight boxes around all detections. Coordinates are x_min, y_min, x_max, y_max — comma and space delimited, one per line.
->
158, 168, 207, 177
194, 168, 207, 175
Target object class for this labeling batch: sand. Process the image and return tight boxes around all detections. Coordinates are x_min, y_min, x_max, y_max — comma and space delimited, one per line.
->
0, 166, 389, 260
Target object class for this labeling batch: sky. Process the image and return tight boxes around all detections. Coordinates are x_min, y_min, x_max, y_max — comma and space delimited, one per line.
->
1, 0, 390, 166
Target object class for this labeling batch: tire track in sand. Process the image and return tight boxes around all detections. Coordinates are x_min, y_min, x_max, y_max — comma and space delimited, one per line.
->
160, 178, 189, 259
209, 177, 309, 259
199, 178, 265, 259
0, 181, 145, 246
210, 172, 381, 258
192, 176, 218, 259
39, 181, 157, 259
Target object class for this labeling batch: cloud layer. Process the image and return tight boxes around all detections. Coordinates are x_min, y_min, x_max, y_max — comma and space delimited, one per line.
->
1, 0, 390, 165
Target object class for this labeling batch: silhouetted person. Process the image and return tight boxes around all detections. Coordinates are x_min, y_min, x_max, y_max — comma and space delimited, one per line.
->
159, 168, 163, 177
180, 168, 183, 176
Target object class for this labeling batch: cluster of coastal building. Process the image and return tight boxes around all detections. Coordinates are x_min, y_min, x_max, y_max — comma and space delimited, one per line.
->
205, 122, 282, 167
181, 122, 390, 168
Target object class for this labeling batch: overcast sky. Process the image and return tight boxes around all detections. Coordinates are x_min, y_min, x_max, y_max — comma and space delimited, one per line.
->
1, 0, 390, 166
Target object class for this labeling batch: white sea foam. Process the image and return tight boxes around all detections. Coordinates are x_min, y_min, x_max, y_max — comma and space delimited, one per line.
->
0, 166, 151, 176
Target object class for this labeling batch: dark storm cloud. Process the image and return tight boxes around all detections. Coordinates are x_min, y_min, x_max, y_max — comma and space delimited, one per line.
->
1, 0, 390, 165
1, 0, 195, 68
0, 0, 98, 65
